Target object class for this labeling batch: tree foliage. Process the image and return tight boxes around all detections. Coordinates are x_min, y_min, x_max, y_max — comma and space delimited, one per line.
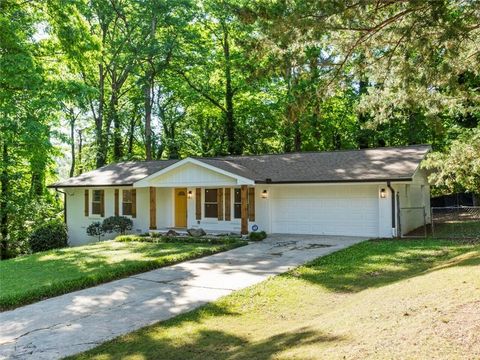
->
1, 0, 479, 258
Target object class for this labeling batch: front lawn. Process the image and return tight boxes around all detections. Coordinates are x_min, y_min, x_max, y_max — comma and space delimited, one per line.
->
72, 239, 480, 360
0, 238, 244, 311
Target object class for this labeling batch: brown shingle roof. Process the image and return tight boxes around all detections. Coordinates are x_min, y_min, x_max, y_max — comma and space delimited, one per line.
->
49, 145, 430, 187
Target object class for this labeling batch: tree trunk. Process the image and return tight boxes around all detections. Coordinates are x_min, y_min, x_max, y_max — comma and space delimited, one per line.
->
111, 87, 123, 160
0, 144, 9, 260
222, 23, 239, 155
127, 111, 136, 156
95, 62, 106, 168
77, 129, 84, 175
144, 79, 153, 160
69, 109, 76, 178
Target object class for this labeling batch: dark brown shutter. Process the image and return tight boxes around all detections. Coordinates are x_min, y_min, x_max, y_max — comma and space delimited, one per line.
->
248, 188, 255, 221
217, 188, 224, 220
100, 190, 105, 217
84, 190, 89, 217
114, 189, 119, 216
195, 188, 201, 220
224, 188, 231, 221
241, 185, 248, 234
149, 187, 156, 229
131, 189, 137, 218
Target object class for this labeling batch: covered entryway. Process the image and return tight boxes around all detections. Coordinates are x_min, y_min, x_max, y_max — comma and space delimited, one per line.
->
270, 185, 380, 237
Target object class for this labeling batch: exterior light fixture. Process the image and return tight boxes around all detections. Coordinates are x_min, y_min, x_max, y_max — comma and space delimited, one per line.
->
261, 190, 268, 199
380, 188, 387, 198
187, 190, 193, 199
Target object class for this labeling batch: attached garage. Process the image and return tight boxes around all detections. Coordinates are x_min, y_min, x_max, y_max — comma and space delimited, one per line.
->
270, 185, 380, 237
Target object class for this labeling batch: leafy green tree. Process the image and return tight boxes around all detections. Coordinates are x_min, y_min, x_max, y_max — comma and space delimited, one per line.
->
423, 129, 480, 198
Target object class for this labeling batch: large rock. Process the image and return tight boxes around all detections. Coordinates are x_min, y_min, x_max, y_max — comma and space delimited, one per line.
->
187, 228, 206, 237
165, 229, 179, 237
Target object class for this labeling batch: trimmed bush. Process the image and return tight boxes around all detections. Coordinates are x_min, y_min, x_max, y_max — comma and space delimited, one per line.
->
249, 231, 267, 241
102, 216, 133, 235
86, 222, 105, 241
29, 220, 68, 253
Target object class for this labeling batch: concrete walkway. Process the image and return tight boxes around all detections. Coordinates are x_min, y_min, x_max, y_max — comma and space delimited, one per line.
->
0, 235, 367, 360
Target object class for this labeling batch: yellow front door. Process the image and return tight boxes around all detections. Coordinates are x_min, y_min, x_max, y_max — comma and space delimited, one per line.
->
174, 188, 188, 228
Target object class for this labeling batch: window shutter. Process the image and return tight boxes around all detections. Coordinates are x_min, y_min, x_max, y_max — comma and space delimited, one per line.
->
224, 188, 231, 221
248, 188, 255, 221
131, 189, 137, 218
100, 190, 105, 217
114, 189, 119, 216
84, 190, 89, 217
217, 188, 223, 220
195, 188, 201, 220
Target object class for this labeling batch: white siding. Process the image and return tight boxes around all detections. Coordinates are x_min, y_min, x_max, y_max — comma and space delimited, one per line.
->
397, 169, 431, 234
65, 187, 169, 246
148, 163, 237, 187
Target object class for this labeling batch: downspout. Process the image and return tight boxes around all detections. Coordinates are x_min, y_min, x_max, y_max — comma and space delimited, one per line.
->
387, 181, 396, 237
55, 188, 67, 225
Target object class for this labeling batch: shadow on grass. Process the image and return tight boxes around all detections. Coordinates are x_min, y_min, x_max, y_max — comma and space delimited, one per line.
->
76, 327, 343, 360
288, 238, 480, 293
0, 241, 242, 311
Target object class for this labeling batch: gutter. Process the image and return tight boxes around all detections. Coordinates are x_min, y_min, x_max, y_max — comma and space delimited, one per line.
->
387, 181, 396, 237
254, 178, 413, 184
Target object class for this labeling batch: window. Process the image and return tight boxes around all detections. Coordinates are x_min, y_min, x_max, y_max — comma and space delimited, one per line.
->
122, 190, 132, 216
204, 189, 218, 218
92, 190, 102, 215
234, 188, 242, 219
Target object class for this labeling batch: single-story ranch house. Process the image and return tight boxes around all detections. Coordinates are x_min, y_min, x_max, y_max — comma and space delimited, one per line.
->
49, 145, 431, 245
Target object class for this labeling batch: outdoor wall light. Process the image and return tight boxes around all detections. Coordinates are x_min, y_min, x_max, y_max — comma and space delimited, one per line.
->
380, 188, 387, 198
188, 190, 193, 199
261, 190, 268, 199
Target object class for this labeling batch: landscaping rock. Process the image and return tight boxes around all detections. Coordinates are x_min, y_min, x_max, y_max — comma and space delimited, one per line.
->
166, 229, 180, 237
187, 228, 206, 237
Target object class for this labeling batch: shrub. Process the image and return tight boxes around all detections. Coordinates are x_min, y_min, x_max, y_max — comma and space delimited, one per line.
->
249, 231, 267, 241
86, 222, 105, 241
115, 235, 147, 242
29, 220, 68, 253
102, 216, 133, 235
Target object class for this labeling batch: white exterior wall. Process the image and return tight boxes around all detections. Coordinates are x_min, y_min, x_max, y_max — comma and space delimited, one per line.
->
65, 186, 172, 246
187, 187, 268, 233
63, 161, 430, 245
395, 169, 431, 235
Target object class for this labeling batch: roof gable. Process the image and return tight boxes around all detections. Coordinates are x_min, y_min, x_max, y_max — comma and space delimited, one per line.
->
133, 158, 255, 187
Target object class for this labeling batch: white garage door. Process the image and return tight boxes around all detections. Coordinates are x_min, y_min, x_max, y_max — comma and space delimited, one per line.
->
271, 185, 379, 237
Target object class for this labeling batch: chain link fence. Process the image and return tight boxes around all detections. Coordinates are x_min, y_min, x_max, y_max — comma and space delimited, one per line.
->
431, 206, 480, 239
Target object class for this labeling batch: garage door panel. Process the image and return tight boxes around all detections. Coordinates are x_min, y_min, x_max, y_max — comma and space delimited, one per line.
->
271, 186, 379, 237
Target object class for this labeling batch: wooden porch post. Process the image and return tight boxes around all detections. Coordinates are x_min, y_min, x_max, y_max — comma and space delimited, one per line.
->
241, 185, 248, 235
149, 187, 157, 230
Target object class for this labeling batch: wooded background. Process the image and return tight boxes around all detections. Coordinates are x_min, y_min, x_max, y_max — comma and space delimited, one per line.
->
1, 0, 479, 258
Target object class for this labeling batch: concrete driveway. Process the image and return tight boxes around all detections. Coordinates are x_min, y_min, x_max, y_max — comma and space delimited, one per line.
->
0, 234, 367, 360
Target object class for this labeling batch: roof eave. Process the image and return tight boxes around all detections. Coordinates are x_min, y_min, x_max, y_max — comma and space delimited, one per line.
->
254, 177, 413, 184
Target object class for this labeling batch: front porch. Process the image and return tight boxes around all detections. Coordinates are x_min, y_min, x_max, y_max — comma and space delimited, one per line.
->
145, 186, 256, 235
131, 157, 264, 235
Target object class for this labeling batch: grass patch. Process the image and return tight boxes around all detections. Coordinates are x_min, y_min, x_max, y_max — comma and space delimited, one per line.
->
0, 238, 245, 311
432, 220, 480, 238
71, 239, 480, 360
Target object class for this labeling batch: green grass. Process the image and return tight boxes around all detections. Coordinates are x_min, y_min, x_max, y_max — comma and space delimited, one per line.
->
432, 220, 480, 238
71, 239, 480, 360
0, 238, 245, 311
